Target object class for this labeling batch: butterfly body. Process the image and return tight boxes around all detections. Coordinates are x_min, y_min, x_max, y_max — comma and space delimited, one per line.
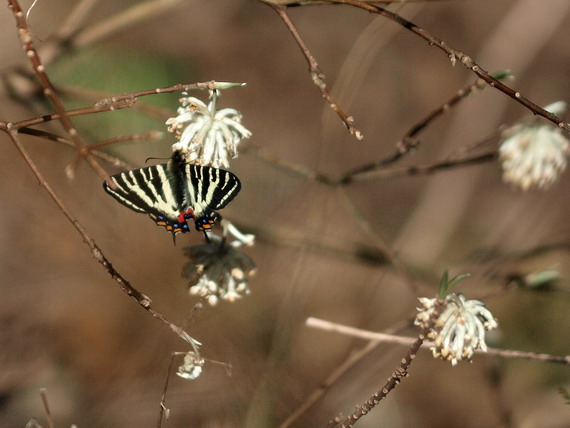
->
103, 151, 240, 237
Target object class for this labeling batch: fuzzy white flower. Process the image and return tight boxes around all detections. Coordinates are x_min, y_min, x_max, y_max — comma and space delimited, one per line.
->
415, 294, 498, 366
182, 221, 256, 305
499, 101, 570, 190
166, 89, 252, 168
176, 352, 204, 380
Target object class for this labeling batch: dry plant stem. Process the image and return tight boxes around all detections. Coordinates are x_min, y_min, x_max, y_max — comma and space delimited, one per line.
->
12, 99, 137, 129
66, 131, 163, 177
348, 149, 497, 182
307, 317, 570, 364
326, 0, 570, 133
329, 336, 424, 428
157, 353, 178, 428
341, 77, 495, 182
35, 0, 98, 66
7, 0, 110, 182
270, 4, 363, 140
18, 128, 134, 170
335, 187, 424, 295
244, 144, 496, 186
39, 389, 55, 428
1, 125, 200, 351
279, 319, 411, 428
12, 81, 222, 130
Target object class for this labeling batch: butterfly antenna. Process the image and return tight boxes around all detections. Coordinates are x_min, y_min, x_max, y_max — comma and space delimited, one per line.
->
172, 232, 177, 246
145, 156, 170, 164
203, 231, 211, 244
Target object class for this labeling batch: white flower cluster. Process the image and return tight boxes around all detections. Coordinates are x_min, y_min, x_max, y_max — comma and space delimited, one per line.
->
415, 294, 498, 366
176, 351, 205, 380
499, 101, 569, 190
182, 221, 256, 306
166, 88, 252, 168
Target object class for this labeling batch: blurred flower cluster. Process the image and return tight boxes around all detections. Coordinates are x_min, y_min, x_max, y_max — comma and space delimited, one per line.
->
182, 220, 256, 306
166, 85, 252, 168
499, 101, 569, 190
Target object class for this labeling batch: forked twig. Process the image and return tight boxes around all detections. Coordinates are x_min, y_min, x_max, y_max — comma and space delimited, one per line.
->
278, 319, 411, 428
307, 317, 570, 364
7, 0, 110, 182
324, 0, 570, 133
1, 125, 200, 351
268, 4, 363, 140
340, 72, 509, 182
328, 336, 424, 427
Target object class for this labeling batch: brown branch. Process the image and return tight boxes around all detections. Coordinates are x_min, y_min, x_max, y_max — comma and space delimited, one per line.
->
18, 128, 134, 170
324, 0, 570, 133
330, 336, 424, 427
66, 130, 164, 178
340, 72, 510, 181
268, 4, 363, 140
157, 353, 178, 428
307, 317, 570, 365
7, 0, 110, 182
278, 319, 412, 428
1, 124, 200, 350
11, 99, 137, 129
39, 389, 55, 428
344, 149, 497, 183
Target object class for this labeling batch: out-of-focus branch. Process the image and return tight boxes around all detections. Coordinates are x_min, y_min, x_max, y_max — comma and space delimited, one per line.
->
0, 123, 201, 352
17, 127, 134, 170
340, 72, 510, 182
307, 317, 570, 364
7, 0, 109, 182
267, 4, 363, 140
324, 0, 570, 133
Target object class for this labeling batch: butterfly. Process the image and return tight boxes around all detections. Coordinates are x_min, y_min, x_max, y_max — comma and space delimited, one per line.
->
103, 151, 241, 240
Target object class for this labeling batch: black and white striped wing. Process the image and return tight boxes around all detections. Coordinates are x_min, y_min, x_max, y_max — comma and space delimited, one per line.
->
184, 164, 241, 228
103, 164, 183, 229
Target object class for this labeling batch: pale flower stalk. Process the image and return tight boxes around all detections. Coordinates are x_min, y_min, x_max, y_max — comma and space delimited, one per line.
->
166, 88, 252, 168
499, 101, 570, 190
415, 293, 498, 366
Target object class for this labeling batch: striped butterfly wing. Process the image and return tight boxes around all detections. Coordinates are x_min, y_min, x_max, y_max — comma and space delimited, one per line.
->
183, 164, 241, 231
103, 160, 241, 235
103, 164, 192, 233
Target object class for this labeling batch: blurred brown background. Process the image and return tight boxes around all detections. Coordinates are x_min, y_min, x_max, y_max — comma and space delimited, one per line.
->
1, 0, 570, 427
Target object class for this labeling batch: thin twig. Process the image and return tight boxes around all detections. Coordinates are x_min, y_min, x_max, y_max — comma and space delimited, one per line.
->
325, 0, 570, 133
39, 389, 55, 428
1, 124, 200, 352
18, 127, 134, 170
157, 354, 178, 428
344, 150, 497, 183
268, 4, 363, 140
340, 72, 509, 182
66, 130, 164, 178
11, 81, 229, 130
330, 336, 424, 427
7, 0, 110, 182
278, 318, 411, 428
307, 317, 570, 364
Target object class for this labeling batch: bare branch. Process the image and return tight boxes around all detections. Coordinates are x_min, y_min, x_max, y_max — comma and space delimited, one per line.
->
1, 124, 200, 351
268, 4, 363, 140
340, 72, 509, 181
7, 0, 109, 182
39, 389, 55, 428
307, 317, 570, 364
324, 0, 570, 133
